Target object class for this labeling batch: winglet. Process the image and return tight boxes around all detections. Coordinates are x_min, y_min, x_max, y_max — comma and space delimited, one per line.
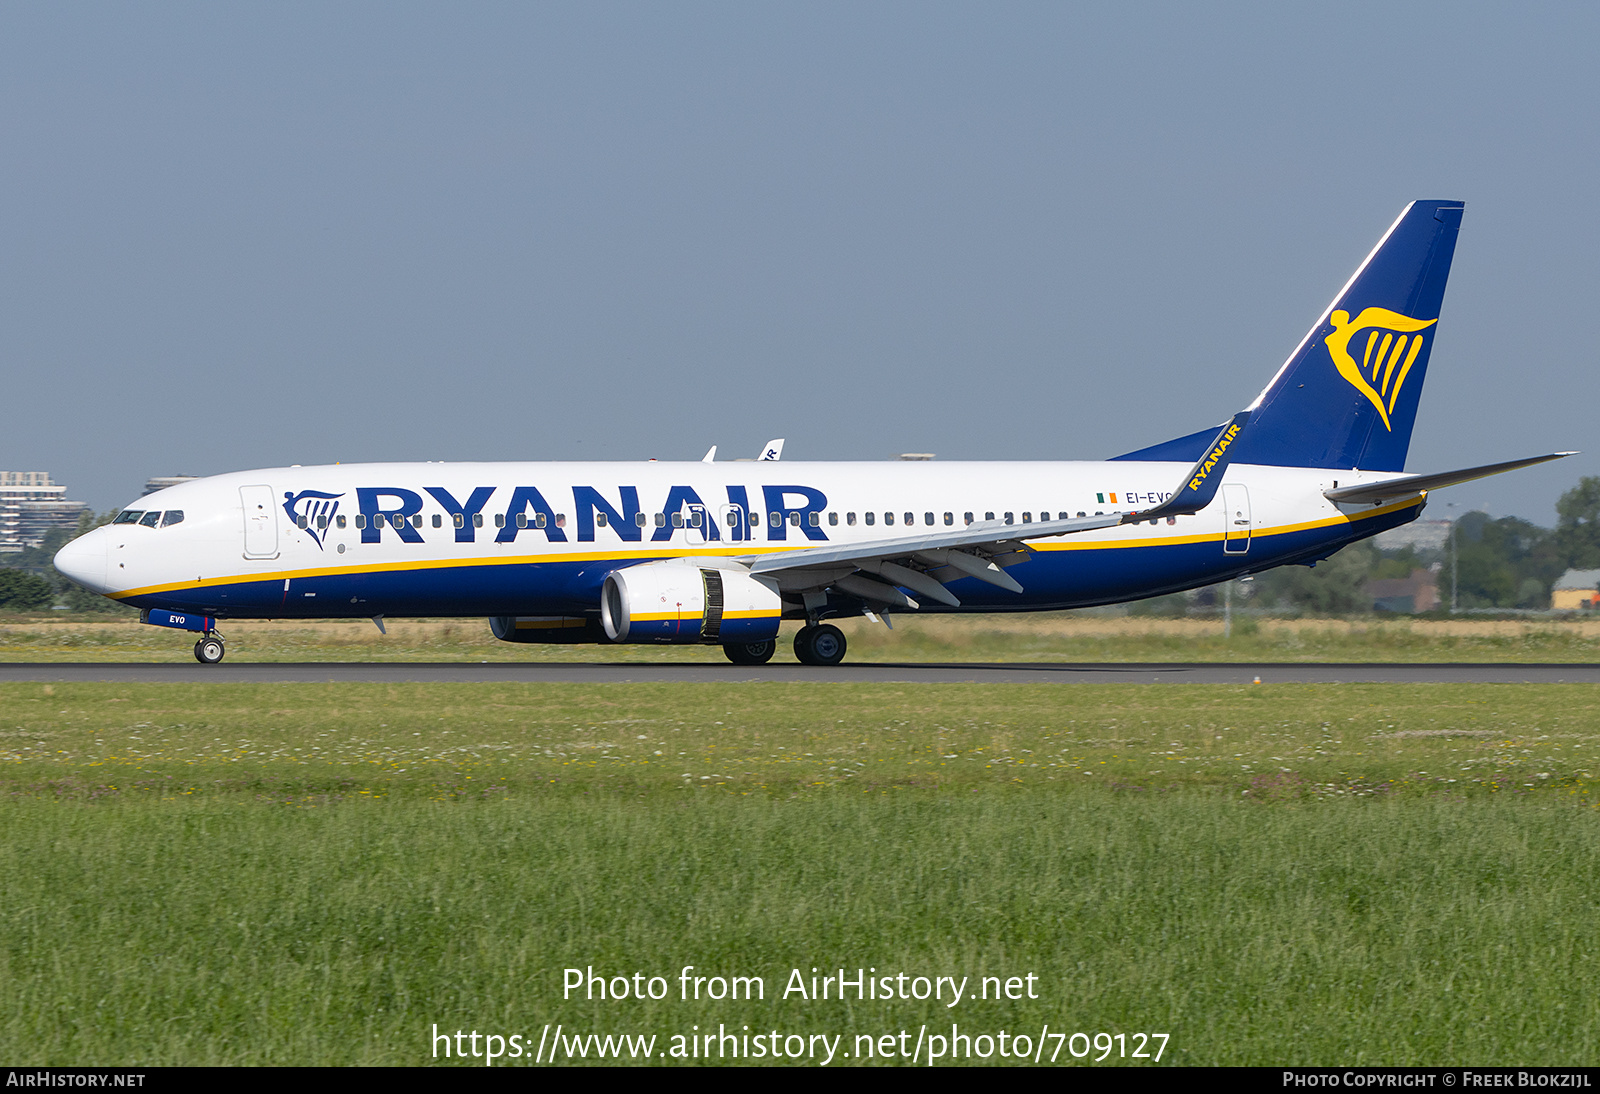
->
1123, 410, 1251, 524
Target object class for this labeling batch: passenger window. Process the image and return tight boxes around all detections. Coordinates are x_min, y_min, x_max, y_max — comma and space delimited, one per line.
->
770, 512, 781, 528
1167, 516, 1177, 525
828, 512, 838, 526
943, 512, 953, 526
473, 514, 483, 528
864, 512, 875, 526
337, 514, 347, 528
316, 515, 327, 530
453, 514, 464, 529
1022, 512, 1031, 523
355, 514, 367, 530
535, 513, 547, 528
556, 514, 566, 527
672, 512, 683, 528
924, 512, 934, 526
1004, 512, 1014, 525
294, 514, 308, 529
808, 512, 819, 527
595, 512, 608, 528
431, 514, 442, 528
113, 510, 143, 524
162, 510, 184, 527
789, 513, 801, 527
885, 512, 895, 526
517, 514, 528, 529
494, 513, 505, 528
847, 512, 857, 526
904, 512, 913, 526
411, 514, 423, 528
656, 513, 668, 528
1077, 511, 1086, 518
689, 511, 702, 528
635, 513, 648, 527
963, 512, 973, 525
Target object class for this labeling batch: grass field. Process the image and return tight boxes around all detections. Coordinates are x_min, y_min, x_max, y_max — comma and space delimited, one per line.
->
6, 612, 1600, 663
4, 681, 1599, 1065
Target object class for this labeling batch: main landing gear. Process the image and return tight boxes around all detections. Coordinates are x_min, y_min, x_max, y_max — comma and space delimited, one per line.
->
193, 632, 226, 665
723, 639, 777, 665
722, 625, 848, 666
726, 636, 774, 662
793, 623, 847, 667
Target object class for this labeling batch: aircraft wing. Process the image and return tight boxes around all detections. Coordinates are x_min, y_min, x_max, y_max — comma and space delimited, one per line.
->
1323, 451, 1575, 506
743, 513, 1122, 572
737, 413, 1253, 608
736, 514, 1122, 607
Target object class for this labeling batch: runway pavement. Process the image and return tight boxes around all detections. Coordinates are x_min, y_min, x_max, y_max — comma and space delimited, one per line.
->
2, 662, 1599, 684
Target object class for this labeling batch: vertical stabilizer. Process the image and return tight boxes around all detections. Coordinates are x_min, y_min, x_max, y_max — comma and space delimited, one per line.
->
1226, 200, 1463, 472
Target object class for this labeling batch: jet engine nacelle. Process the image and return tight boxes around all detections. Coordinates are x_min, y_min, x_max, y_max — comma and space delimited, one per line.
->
600, 561, 782, 644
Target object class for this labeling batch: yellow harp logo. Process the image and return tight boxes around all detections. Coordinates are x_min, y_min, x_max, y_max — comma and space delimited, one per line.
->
1325, 307, 1437, 431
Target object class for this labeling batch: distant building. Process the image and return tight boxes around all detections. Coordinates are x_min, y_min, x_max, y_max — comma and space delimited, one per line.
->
142, 475, 198, 496
1551, 569, 1600, 610
1374, 519, 1452, 553
1364, 568, 1440, 613
0, 472, 89, 552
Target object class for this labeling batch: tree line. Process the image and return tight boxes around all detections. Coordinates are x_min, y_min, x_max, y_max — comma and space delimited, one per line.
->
0, 510, 127, 613
1208, 477, 1600, 614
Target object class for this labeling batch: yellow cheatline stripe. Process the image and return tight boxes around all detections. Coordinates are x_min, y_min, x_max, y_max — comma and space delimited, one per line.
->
111, 496, 1423, 600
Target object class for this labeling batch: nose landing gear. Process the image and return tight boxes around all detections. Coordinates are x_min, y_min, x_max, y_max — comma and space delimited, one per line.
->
139, 610, 225, 664
193, 632, 226, 664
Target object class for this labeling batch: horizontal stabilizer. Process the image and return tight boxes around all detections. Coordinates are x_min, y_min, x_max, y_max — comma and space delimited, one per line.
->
1323, 452, 1576, 505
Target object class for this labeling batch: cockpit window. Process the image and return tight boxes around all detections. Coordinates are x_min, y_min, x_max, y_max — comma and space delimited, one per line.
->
161, 511, 184, 527
138, 511, 161, 527
113, 510, 143, 524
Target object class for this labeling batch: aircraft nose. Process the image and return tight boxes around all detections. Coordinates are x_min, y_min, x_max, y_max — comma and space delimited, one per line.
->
54, 529, 109, 593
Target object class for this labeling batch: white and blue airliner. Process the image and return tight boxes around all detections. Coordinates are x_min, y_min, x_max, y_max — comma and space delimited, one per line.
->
54, 201, 1569, 665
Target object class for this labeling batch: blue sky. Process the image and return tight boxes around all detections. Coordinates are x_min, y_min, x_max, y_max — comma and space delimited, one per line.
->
2, 3, 1594, 522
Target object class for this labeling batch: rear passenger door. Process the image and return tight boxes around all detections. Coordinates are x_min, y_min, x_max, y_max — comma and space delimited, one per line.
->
1221, 484, 1251, 555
